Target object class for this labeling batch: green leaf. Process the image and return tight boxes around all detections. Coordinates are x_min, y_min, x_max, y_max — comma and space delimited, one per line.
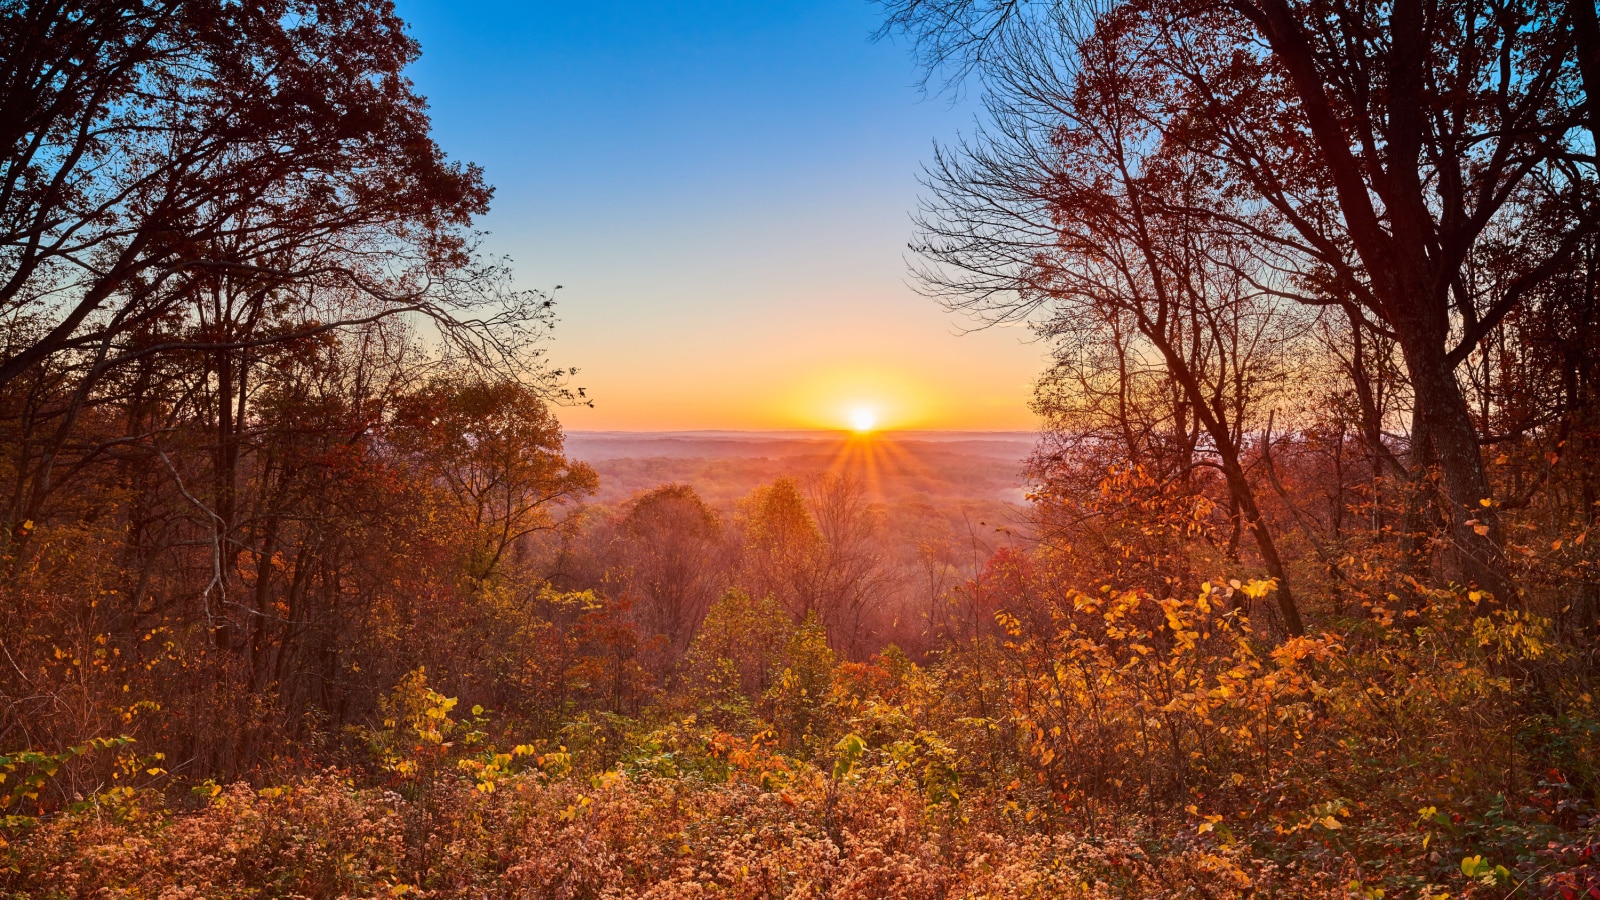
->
832, 733, 866, 781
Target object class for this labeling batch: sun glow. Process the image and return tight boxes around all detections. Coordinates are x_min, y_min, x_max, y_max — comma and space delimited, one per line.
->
780, 366, 932, 432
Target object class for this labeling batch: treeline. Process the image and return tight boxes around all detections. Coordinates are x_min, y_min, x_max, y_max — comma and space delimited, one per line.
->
0, 0, 967, 788
887, 0, 1600, 638
0, 0, 581, 776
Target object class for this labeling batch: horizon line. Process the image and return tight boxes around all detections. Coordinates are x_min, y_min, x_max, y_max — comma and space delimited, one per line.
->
564, 428, 1040, 436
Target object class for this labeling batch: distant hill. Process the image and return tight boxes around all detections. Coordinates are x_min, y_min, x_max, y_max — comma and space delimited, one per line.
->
564, 430, 1038, 512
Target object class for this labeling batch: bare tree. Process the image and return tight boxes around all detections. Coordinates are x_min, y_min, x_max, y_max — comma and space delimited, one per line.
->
806, 473, 895, 656
881, 0, 1600, 606
906, 14, 1314, 631
0, 0, 557, 398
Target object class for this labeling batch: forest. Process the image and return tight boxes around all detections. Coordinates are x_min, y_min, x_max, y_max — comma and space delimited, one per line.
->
0, 0, 1598, 896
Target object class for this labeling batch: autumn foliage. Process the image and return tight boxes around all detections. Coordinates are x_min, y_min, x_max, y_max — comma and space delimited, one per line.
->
1, 0, 1599, 897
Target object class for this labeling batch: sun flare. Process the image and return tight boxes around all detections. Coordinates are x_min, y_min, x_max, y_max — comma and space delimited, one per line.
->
850, 408, 878, 433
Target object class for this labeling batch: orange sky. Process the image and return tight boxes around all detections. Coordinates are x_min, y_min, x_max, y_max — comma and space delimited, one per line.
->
549, 285, 1046, 432
401, 1, 1049, 432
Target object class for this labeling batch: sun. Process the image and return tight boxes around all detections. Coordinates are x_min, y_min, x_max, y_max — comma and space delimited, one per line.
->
850, 408, 878, 433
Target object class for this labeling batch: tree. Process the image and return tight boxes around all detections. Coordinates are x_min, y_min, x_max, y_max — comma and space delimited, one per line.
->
680, 588, 794, 715
391, 378, 596, 581
0, 0, 575, 549
610, 484, 729, 660
739, 476, 826, 621
901, 8, 1318, 632
738, 475, 892, 653
805, 474, 894, 654
881, 0, 1599, 607
0, 0, 599, 778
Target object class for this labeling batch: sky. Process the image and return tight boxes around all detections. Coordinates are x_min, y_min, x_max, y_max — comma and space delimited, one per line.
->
392, 0, 1047, 432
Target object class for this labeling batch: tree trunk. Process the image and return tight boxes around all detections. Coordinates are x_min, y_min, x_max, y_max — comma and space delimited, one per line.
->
1217, 445, 1305, 636
1569, 0, 1600, 150
1400, 336, 1519, 609
1138, 314, 1307, 636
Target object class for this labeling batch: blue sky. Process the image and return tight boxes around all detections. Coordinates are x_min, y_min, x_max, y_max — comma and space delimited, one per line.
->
393, 0, 1045, 430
